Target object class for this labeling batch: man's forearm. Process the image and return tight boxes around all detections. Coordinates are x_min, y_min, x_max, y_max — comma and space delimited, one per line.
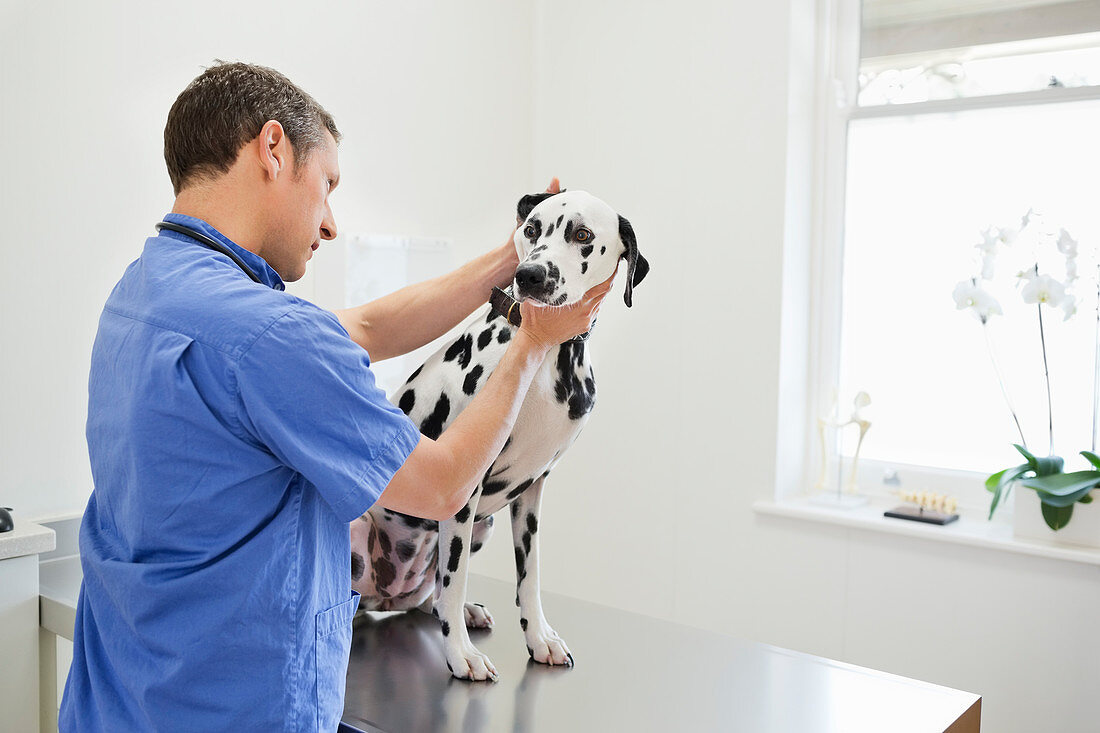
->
433, 329, 550, 499
374, 329, 551, 519
335, 242, 517, 361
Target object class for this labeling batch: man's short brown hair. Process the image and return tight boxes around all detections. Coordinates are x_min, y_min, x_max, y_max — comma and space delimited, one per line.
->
164, 61, 341, 195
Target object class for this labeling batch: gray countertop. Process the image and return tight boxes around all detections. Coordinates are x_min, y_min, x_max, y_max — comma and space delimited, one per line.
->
37, 557, 980, 732
341, 575, 981, 733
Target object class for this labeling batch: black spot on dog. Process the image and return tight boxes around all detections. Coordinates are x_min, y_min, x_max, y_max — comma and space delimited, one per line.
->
520, 617, 528, 631
546, 222, 555, 237
556, 215, 563, 228
406, 364, 423, 384
522, 531, 531, 555
420, 394, 451, 440
405, 569, 416, 581
580, 244, 594, 258
448, 537, 463, 572
455, 505, 471, 523
526, 513, 538, 535
367, 524, 377, 554
396, 512, 437, 530
375, 557, 396, 589
377, 529, 392, 556
580, 261, 588, 274
477, 326, 495, 350
552, 343, 595, 420
514, 547, 526, 579
563, 220, 574, 241
497, 327, 512, 344
506, 477, 535, 501
396, 539, 416, 562
546, 261, 560, 282
441, 620, 451, 637
398, 389, 415, 415
483, 479, 508, 496
599, 246, 605, 255
471, 542, 483, 553
444, 333, 473, 369
463, 365, 483, 396
443, 575, 451, 588
351, 552, 365, 582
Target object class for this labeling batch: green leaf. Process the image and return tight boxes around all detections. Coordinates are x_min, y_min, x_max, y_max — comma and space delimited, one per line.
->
1032, 455, 1065, 476
987, 464, 1030, 519
1013, 444, 1038, 468
1041, 500, 1074, 531
1082, 451, 1100, 471
1021, 471, 1100, 506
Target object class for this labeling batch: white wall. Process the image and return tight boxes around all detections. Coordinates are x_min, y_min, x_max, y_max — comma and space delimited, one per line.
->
5, 1, 1100, 732
467, 2, 1099, 732
0, 0, 534, 520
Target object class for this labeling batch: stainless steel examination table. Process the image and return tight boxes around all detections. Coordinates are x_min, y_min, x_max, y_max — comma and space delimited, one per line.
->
339, 575, 981, 733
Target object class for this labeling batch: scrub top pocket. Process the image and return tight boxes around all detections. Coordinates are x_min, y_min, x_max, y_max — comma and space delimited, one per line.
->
315, 590, 360, 731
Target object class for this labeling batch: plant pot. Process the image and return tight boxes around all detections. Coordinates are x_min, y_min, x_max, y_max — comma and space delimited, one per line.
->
1013, 486, 1100, 549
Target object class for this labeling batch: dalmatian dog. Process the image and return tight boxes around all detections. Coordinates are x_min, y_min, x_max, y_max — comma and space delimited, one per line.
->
349, 189, 648, 681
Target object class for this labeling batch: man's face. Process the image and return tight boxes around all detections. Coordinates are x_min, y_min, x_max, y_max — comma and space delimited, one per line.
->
264, 130, 340, 282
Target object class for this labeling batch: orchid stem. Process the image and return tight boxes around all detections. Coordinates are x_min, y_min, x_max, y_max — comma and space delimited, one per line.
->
1093, 261, 1099, 454
1035, 265, 1054, 456
983, 322, 1027, 451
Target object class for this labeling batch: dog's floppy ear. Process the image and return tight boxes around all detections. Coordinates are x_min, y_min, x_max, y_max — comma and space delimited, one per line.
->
516, 190, 563, 223
618, 214, 649, 308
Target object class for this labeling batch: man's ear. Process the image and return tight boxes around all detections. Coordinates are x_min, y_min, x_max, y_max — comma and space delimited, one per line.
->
258, 120, 290, 181
516, 190, 564, 224
618, 214, 649, 308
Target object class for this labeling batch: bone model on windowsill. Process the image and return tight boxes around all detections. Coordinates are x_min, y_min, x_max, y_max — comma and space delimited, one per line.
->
894, 489, 958, 515
814, 391, 871, 493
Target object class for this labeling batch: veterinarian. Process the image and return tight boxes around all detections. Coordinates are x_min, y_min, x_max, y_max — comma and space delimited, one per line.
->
60, 62, 614, 732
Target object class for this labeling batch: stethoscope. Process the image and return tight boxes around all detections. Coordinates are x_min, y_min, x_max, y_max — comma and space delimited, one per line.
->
154, 221, 262, 284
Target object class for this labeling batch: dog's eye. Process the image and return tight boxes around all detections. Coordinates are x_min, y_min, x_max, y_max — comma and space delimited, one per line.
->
575, 227, 593, 243
523, 225, 536, 239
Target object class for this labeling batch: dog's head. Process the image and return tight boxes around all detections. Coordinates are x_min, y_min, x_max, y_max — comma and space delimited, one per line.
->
512, 190, 649, 307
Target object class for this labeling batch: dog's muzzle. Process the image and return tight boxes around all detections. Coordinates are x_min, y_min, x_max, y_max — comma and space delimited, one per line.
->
514, 263, 554, 301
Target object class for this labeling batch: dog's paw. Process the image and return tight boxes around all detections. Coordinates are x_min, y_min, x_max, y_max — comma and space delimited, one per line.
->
525, 625, 573, 667
445, 643, 499, 682
464, 602, 494, 629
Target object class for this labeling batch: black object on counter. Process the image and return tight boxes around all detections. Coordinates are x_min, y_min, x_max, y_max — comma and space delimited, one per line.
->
884, 504, 959, 526
0, 507, 13, 533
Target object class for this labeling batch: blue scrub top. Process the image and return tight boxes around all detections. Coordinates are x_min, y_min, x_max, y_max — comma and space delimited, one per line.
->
61, 214, 422, 732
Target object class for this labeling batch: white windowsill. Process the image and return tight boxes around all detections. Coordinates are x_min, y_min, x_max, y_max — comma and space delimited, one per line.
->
754, 495, 1100, 567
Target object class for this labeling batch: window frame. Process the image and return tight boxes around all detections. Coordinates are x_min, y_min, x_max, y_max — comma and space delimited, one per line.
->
803, 0, 1100, 512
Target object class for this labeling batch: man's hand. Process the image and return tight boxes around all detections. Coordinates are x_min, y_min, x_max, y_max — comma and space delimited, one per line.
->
517, 267, 617, 350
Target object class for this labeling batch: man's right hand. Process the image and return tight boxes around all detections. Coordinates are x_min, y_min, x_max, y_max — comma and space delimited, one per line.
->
517, 267, 618, 350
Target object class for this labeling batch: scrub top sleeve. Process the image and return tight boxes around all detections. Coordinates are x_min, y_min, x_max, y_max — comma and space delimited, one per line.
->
235, 306, 422, 522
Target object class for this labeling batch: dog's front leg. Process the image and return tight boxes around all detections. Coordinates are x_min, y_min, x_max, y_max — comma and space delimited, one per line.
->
435, 487, 498, 681
510, 476, 573, 667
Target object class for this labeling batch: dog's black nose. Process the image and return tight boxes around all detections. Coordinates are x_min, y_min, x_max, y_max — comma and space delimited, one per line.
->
515, 263, 547, 291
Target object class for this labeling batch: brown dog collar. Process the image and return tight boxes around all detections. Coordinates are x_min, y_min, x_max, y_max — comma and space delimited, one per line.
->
489, 287, 591, 343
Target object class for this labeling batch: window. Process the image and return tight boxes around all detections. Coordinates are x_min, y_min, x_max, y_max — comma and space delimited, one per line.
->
813, 0, 1100, 511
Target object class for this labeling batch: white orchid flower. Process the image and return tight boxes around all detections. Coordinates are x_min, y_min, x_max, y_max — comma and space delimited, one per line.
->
1060, 293, 1077, 321
976, 227, 1000, 255
981, 253, 996, 280
1021, 274, 1066, 307
996, 225, 1019, 247
1057, 228, 1078, 257
953, 280, 1002, 323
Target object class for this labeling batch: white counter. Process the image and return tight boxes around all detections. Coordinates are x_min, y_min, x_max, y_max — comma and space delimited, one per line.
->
0, 515, 55, 561
0, 516, 55, 733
